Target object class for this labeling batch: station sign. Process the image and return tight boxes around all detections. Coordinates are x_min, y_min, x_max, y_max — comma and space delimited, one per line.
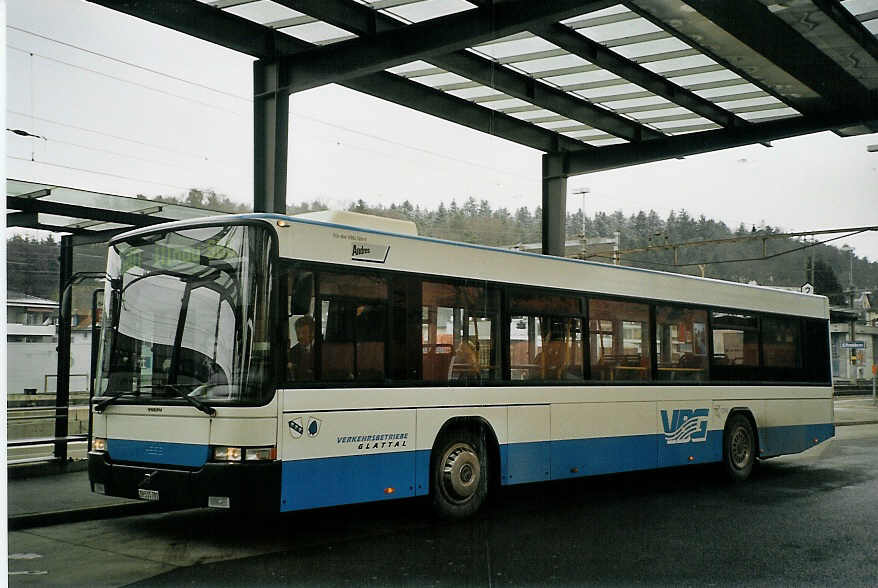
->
841, 341, 866, 349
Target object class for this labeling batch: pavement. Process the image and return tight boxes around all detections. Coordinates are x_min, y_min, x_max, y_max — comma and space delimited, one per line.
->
7, 394, 878, 531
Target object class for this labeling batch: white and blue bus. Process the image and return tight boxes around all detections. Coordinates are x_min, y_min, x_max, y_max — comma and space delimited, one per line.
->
89, 211, 833, 518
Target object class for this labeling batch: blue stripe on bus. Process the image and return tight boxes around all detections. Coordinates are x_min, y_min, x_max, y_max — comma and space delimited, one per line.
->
758, 423, 835, 458
550, 434, 658, 480
107, 439, 209, 467
280, 451, 417, 512
279, 423, 833, 509
505, 441, 550, 484
658, 431, 723, 468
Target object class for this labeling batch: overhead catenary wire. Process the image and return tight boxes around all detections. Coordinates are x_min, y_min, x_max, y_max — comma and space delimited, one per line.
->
8, 27, 534, 184
7, 45, 249, 117
7, 109, 234, 164
7, 155, 195, 191
7, 128, 222, 172
7, 25, 252, 102
586, 228, 874, 269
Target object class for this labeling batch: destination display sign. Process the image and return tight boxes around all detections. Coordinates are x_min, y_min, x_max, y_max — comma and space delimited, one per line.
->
841, 341, 866, 349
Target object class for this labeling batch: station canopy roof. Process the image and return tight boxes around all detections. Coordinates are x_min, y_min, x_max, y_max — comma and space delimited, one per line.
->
6, 179, 220, 243
89, 0, 878, 175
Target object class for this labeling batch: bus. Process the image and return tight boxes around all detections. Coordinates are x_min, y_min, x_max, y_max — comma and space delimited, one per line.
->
89, 211, 834, 518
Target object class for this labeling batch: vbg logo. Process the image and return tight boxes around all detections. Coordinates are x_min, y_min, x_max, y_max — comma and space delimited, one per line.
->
661, 408, 709, 444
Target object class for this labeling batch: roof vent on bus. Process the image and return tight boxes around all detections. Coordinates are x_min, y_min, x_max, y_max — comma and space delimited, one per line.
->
293, 210, 418, 236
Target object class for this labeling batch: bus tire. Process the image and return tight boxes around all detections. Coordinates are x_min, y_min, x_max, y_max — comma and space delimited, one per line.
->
431, 428, 488, 519
723, 413, 756, 481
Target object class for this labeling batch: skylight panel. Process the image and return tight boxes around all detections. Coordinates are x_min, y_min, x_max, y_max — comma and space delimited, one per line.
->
474, 36, 559, 61
670, 69, 739, 87
695, 83, 762, 99
578, 17, 663, 45
223, 1, 301, 25
536, 119, 582, 130
513, 54, 590, 76
386, 61, 441, 77
278, 21, 357, 45
479, 97, 531, 111
448, 87, 503, 101
415, 72, 470, 88
737, 108, 800, 122
382, 0, 476, 23
584, 137, 629, 146
611, 37, 691, 59
546, 69, 618, 89
642, 54, 716, 74
504, 108, 557, 120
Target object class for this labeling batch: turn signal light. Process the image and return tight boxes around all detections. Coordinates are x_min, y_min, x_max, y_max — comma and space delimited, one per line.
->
384, 487, 395, 495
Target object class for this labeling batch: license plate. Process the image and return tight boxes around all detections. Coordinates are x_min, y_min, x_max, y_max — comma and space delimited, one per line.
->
138, 488, 159, 501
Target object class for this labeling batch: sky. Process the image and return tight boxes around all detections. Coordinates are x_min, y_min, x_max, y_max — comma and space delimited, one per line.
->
4, 0, 878, 262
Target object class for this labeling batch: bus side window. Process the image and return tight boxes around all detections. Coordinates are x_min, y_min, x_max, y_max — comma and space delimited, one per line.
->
422, 281, 499, 383
588, 298, 651, 382
508, 290, 583, 382
318, 271, 388, 382
655, 305, 708, 382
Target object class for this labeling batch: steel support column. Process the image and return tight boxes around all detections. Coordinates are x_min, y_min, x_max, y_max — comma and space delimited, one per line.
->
53, 235, 73, 462
254, 60, 289, 214
541, 153, 568, 256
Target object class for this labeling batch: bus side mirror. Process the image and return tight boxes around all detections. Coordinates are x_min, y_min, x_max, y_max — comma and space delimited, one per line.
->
291, 273, 313, 316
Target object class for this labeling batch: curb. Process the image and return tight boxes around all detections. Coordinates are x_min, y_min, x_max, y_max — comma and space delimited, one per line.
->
8, 502, 180, 531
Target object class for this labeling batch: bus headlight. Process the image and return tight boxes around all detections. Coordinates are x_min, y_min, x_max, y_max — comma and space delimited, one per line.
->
212, 446, 242, 461
93, 437, 107, 452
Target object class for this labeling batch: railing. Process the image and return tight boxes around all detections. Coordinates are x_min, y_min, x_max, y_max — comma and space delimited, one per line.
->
6, 403, 90, 465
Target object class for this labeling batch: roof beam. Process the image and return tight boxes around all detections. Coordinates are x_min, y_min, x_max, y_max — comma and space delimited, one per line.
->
345, 71, 588, 153
88, 0, 307, 58
281, 0, 611, 92
561, 111, 878, 176
7, 196, 172, 227
530, 22, 749, 130
677, 0, 874, 117
89, 0, 587, 153
287, 0, 658, 142
810, 0, 878, 65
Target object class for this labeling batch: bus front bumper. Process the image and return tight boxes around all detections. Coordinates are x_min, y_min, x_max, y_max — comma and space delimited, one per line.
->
88, 451, 281, 511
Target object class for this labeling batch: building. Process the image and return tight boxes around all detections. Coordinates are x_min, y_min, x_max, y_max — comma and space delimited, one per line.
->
830, 292, 878, 385
6, 291, 93, 396
7, 291, 57, 343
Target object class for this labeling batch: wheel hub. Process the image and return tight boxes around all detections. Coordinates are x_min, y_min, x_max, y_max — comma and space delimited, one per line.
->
730, 427, 752, 468
441, 443, 481, 502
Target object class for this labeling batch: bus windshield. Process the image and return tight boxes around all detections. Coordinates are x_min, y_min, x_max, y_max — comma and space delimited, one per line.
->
95, 223, 273, 406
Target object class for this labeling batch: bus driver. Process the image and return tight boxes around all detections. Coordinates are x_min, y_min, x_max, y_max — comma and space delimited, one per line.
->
289, 315, 315, 381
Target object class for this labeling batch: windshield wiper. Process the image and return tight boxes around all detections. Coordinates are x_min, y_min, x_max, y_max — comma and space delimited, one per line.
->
94, 391, 139, 413
163, 384, 217, 417
94, 384, 216, 417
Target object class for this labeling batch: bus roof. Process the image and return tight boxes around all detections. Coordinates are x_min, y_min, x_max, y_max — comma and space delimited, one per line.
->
111, 212, 829, 319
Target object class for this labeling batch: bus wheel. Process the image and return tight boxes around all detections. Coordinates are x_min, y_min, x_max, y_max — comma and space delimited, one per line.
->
432, 430, 488, 519
723, 414, 756, 481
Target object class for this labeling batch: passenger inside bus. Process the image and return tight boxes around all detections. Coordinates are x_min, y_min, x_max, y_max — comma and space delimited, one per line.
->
288, 315, 315, 381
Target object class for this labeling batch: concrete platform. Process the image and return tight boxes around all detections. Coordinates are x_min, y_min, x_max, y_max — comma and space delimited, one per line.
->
7, 395, 878, 531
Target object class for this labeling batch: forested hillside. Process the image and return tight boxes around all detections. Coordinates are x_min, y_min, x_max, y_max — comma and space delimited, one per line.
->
7, 189, 876, 304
